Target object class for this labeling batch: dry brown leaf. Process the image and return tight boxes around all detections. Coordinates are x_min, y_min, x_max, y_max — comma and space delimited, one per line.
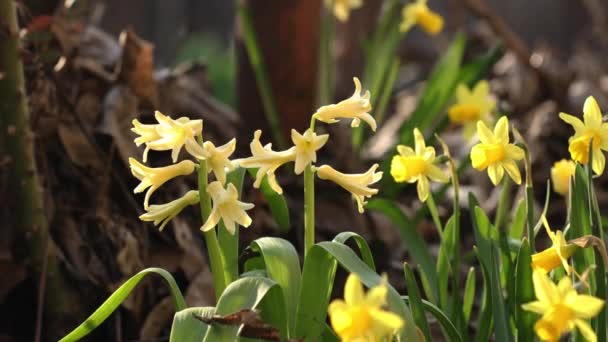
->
119, 30, 159, 107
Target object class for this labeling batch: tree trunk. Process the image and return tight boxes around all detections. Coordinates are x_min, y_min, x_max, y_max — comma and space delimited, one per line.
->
0, 1, 81, 339
236, 0, 321, 148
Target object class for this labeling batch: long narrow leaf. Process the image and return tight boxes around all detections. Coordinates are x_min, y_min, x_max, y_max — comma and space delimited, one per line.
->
402, 297, 464, 342
404, 263, 432, 342
333, 231, 376, 270
366, 198, 439, 304
247, 237, 301, 337
60, 268, 186, 342
295, 241, 419, 341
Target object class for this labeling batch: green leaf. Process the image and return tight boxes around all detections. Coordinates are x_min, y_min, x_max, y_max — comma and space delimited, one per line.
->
456, 45, 503, 85
514, 238, 535, 342
333, 231, 376, 271
436, 215, 457, 310
170, 307, 215, 342
470, 194, 513, 342
247, 237, 301, 337
366, 198, 439, 304
218, 167, 247, 285
295, 241, 419, 341
569, 165, 595, 289
402, 297, 464, 342
473, 247, 493, 342
247, 168, 290, 231
509, 199, 527, 241
397, 33, 466, 147
404, 263, 432, 342
463, 267, 476, 325
203, 276, 287, 341
60, 268, 186, 342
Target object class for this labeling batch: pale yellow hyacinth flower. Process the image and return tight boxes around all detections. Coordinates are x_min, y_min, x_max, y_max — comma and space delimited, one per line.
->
531, 216, 577, 275
200, 181, 255, 235
328, 274, 404, 341
324, 0, 362, 22
129, 158, 196, 209
523, 270, 604, 342
291, 128, 329, 175
400, 0, 444, 35
390, 128, 449, 202
139, 190, 199, 231
131, 119, 162, 162
235, 130, 296, 194
135, 111, 207, 162
550, 159, 576, 196
470, 116, 525, 185
313, 77, 376, 131
202, 139, 236, 185
559, 96, 608, 175
317, 164, 382, 213
448, 80, 496, 139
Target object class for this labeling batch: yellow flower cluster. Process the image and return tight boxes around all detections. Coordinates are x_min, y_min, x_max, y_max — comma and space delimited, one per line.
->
237, 77, 383, 213
130, 112, 253, 234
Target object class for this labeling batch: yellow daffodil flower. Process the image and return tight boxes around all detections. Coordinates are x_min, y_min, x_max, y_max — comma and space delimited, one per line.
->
400, 0, 444, 35
448, 80, 496, 139
532, 216, 577, 275
328, 274, 404, 341
313, 77, 376, 131
550, 159, 576, 196
317, 164, 382, 213
235, 130, 296, 194
470, 116, 525, 185
139, 190, 199, 231
129, 158, 196, 209
559, 96, 608, 175
390, 128, 449, 202
522, 270, 604, 342
291, 128, 329, 175
132, 111, 207, 163
325, 0, 362, 22
200, 181, 255, 235
202, 139, 236, 185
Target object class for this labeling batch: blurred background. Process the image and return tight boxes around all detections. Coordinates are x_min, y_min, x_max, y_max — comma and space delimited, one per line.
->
1, 0, 607, 340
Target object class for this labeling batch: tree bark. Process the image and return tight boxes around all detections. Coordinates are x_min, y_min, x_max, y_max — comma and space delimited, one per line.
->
236, 0, 321, 148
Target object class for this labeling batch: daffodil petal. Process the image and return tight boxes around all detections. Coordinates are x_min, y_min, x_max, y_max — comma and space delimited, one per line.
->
532, 270, 559, 305
344, 274, 365, 305
592, 148, 605, 175
559, 113, 585, 133
574, 319, 597, 342
583, 96, 603, 128
487, 164, 504, 185
494, 116, 509, 143
567, 295, 605, 319
502, 159, 522, 185
417, 176, 430, 202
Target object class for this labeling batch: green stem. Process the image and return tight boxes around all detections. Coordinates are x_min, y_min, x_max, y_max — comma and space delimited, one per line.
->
303, 164, 315, 256
304, 118, 317, 256
426, 192, 443, 239
198, 158, 226, 300
238, 2, 286, 149
494, 177, 511, 231
317, 6, 333, 106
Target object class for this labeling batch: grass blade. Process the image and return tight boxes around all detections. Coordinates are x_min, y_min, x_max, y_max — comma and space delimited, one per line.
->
169, 307, 215, 342
404, 263, 432, 342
